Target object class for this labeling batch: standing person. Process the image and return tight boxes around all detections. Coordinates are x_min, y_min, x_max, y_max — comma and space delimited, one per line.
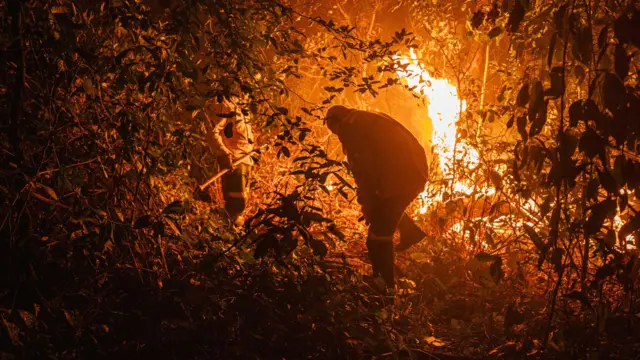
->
325, 105, 428, 288
202, 97, 254, 226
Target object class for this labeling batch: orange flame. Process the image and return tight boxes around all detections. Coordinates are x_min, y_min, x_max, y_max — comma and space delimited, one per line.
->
394, 49, 488, 214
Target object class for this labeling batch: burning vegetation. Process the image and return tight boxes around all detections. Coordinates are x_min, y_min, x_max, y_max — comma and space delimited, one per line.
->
1, 0, 640, 358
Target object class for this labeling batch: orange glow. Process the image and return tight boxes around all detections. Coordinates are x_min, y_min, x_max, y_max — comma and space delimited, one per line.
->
614, 214, 636, 250
394, 49, 489, 214
327, 180, 335, 191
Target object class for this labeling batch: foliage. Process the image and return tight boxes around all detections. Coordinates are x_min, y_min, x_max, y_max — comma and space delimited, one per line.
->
1, 0, 640, 358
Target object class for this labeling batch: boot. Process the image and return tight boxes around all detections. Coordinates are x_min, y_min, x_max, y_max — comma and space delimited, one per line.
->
366, 240, 395, 288
396, 214, 426, 251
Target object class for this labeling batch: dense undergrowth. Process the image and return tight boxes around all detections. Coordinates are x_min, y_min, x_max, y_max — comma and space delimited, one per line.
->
2, 0, 640, 358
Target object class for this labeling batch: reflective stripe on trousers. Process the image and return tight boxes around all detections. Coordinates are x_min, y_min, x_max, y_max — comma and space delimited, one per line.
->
226, 191, 246, 199
368, 231, 393, 242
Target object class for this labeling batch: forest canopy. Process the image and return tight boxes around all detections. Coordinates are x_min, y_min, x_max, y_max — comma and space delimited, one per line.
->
1, 0, 640, 358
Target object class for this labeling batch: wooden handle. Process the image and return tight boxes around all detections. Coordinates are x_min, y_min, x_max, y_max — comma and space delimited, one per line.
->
198, 152, 254, 191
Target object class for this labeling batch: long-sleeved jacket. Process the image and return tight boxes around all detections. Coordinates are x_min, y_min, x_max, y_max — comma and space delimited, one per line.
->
327, 106, 428, 200
202, 100, 254, 166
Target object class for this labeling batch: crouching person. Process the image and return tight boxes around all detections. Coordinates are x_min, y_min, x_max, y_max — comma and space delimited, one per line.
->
325, 105, 428, 288
202, 97, 254, 226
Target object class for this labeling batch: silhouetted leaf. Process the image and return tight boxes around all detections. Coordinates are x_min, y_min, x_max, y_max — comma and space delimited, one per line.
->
568, 100, 584, 127
163, 200, 186, 215
546, 67, 564, 98
618, 193, 628, 213
302, 211, 331, 224
280, 234, 299, 256
598, 25, 609, 52
517, 115, 528, 142
554, 4, 568, 35
560, 131, 578, 158
152, 221, 165, 236
516, 82, 529, 107
529, 80, 543, 107
574, 64, 586, 83
487, 1, 501, 23
471, 10, 485, 29
575, 26, 593, 65
506, 115, 515, 128
614, 155, 626, 187
488, 26, 503, 39
529, 100, 548, 137
598, 169, 618, 194
602, 73, 626, 112
539, 196, 552, 217
281, 146, 291, 158
579, 128, 605, 158
583, 99, 601, 121
507, 0, 525, 32
134, 215, 153, 229
298, 129, 309, 142
310, 239, 328, 257
614, 14, 631, 45
585, 199, 616, 237
524, 224, 545, 251
586, 178, 600, 201
327, 223, 345, 242
275, 106, 289, 115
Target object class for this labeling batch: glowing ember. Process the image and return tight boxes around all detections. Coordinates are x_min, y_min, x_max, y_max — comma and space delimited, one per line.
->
614, 214, 636, 250
394, 49, 484, 214
327, 180, 334, 191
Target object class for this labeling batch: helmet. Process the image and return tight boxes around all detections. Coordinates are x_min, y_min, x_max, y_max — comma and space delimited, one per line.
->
325, 105, 352, 134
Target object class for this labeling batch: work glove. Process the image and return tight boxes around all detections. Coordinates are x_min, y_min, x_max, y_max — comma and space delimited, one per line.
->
396, 214, 427, 252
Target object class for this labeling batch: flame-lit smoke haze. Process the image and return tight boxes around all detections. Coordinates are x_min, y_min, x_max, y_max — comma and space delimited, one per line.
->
392, 50, 636, 251
394, 49, 491, 214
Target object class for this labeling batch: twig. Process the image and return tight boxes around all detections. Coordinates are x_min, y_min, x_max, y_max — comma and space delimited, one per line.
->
158, 235, 170, 278
30, 192, 72, 210
476, 40, 491, 141
36, 157, 100, 177
128, 238, 144, 283
544, 0, 576, 349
